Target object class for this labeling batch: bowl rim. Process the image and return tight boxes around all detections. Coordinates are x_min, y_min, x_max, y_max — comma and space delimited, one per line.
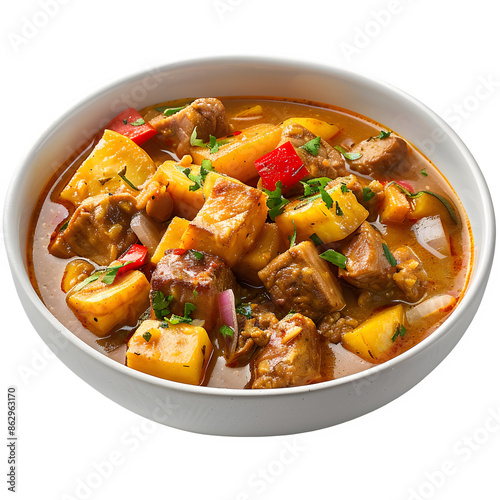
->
4, 55, 496, 398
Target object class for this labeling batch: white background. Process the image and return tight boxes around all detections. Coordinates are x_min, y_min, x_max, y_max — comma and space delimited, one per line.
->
2, 1, 499, 499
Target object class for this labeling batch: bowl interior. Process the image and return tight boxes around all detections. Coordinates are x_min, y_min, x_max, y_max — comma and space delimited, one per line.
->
3, 57, 495, 434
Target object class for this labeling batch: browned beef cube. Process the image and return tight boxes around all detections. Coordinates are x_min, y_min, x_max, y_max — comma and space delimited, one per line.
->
258, 240, 345, 321
151, 249, 236, 333
338, 222, 395, 291
392, 245, 427, 301
252, 313, 322, 388
49, 193, 138, 266
348, 135, 410, 176
149, 98, 230, 157
280, 123, 346, 181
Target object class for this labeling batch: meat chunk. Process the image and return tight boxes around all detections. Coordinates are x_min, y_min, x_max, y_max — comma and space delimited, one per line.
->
348, 135, 410, 176
150, 249, 236, 333
317, 312, 358, 344
229, 302, 279, 367
258, 240, 345, 321
252, 313, 322, 389
338, 222, 395, 291
280, 123, 346, 181
392, 246, 427, 301
149, 98, 230, 157
49, 194, 138, 266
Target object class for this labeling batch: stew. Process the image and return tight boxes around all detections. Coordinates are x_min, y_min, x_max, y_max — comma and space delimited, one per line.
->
28, 96, 473, 389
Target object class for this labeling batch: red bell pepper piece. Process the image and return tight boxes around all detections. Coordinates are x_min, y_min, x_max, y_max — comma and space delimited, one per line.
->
117, 244, 148, 275
255, 141, 307, 191
105, 108, 157, 146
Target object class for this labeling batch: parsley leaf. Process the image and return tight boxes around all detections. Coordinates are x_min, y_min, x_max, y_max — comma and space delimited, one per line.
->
263, 181, 289, 220
382, 243, 397, 267
288, 220, 297, 248
142, 331, 152, 342
300, 177, 332, 197
335, 200, 344, 216
151, 291, 174, 320
60, 220, 69, 232
191, 250, 204, 260
309, 233, 324, 246
184, 302, 196, 318
101, 263, 125, 285
72, 271, 104, 292
319, 249, 347, 269
334, 145, 362, 161
200, 159, 214, 183
300, 136, 321, 156
190, 127, 206, 147
378, 130, 391, 139
391, 324, 407, 342
362, 187, 376, 201
340, 183, 349, 194
421, 169, 428, 177
118, 169, 139, 191
208, 135, 229, 153
163, 105, 187, 116
320, 186, 333, 210
130, 118, 145, 126
168, 314, 192, 325
235, 303, 252, 319
220, 325, 234, 338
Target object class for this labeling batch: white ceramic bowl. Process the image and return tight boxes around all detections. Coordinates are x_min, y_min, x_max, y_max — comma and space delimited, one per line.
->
4, 57, 495, 436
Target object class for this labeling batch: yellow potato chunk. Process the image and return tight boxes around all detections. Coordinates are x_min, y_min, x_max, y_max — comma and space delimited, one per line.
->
67, 270, 150, 337
379, 183, 411, 223
281, 117, 340, 140
233, 223, 280, 285
190, 124, 281, 182
59, 129, 156, 207
151, 217, 190, 265
153, 161, 205, 220
181, 177, 268, 267
342, 304, 405, 362
276, 185, 369, 245
126, 320, 213, 385
202, 170, 242, 198
410, 192, 454, 226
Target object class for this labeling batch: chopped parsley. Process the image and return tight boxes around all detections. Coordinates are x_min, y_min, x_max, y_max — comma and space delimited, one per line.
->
130, 118, 145, 126
220, 325, 234, 338
208, 135, 229, 153
288, 221, 297, 248
59, 220, 69, 232
340, 183, 349, 194
334, 145, 362, 161
142, 331, 152, 342
319, 249, 347, 269
335, 200, 344, 216
151, 291, 174, 320
421, 169, 428, 177
378, 130, 391, 139
309, 233, 324, 246
391, 324, 407, 342
200, 159, 214, 182
190, 127, 206, 147
362, 187, 376, 201
300, 136, 321, 156
382, 243, 397, 267
235, 303, 252, 319
118, 168, 139, 191
320, 186, 333, 210
166, 302, 196, 325
72, 271, 104, 292
101, 263, 126, 285
163, 105, 188, 116
191, 250, 204, 260
263, 181, 289, 220
300, 177, 332, 197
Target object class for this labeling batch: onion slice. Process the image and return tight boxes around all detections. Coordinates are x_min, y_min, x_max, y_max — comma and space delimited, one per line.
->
411, 216, 450, 259
406, 294, 457, 326
218, 289, 239, 360
130, 212, 162, 254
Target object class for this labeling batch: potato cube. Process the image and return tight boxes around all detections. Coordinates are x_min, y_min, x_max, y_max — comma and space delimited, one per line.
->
281, 117, 340, 140
181, 177, 268, 266
67, 270, 150, 337
202, 170, 242, 198
379, 183, 411, 223
151, 217, 190, 265
59, 130, 157, 207
127, 320, 213, 385
275, 185, 369, 245
342, 304, 405, 362
233, 223, 280, 284
153, 161, 205, 220
190, 124, 281, 182
410, 192, 455, 226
